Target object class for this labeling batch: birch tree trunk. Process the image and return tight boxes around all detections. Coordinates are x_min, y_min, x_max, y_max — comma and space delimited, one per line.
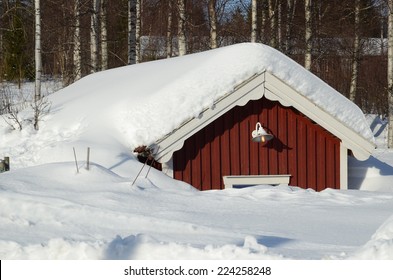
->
34, 0, 41, 102
259, 0, 267, 43
381, 4, 385, 56
177, 0, 187, 56
0, 3, 3, 75
90, 0, 100, 73
128, 0, 136, 64
277, 0, 282, 50
349, 0, 360, 103
251, 0, 257, 43
73, 0, 82, 81
100, 0, 108, 70
304, 0, 312, 70
128, 0, 141, 64
268, 0, 276, 48
167, 0, 173, 57
285, 0, 296, 54
388, 0, 393, 148
136, 0, 141, 63
34, 0, 42, 130
208, 0, 218, 48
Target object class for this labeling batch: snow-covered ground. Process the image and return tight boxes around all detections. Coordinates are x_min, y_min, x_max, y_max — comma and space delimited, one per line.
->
1, 44, 393, 260
1, 151, 393, 260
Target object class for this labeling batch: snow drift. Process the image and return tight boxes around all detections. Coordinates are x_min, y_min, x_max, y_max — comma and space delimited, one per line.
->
352, 214, 393, 259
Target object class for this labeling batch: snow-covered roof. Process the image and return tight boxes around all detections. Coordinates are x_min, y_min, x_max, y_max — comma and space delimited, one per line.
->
49, 43, 374, 162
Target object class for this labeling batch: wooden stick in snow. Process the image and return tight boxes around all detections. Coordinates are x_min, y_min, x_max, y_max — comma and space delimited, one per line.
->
73, 147, 79, 173
86, 147, 90, 171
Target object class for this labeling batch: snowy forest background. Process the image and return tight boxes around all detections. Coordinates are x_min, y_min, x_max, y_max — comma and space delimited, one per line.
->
0, 0, 392, 124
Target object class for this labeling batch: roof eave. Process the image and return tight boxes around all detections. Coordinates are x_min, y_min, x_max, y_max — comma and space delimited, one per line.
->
154, 71, 375, 163
154, 72, 266, 162
264, 72, 375, 160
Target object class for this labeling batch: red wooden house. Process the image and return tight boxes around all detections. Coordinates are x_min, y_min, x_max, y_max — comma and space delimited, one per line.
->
143, 47, 375, 192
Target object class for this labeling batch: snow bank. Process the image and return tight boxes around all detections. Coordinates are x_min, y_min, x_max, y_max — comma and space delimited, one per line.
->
348, 117, 393, 191
351, 215, 393, 259
0, 234, 282, 260
0, 162, 285, 260
0, 239, 104, 260
2, 161, 393, 260
105, 234, 282, 260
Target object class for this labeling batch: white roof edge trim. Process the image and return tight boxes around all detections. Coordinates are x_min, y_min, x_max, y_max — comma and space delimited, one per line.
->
155, 72, 266, 162
264, 72, 375, 160
155, 71, 375, 163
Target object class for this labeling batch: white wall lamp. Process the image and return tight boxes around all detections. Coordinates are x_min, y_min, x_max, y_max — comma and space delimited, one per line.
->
251, 122, 273, 143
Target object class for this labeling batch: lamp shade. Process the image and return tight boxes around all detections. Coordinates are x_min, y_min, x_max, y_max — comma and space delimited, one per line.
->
251, 122, 273, 143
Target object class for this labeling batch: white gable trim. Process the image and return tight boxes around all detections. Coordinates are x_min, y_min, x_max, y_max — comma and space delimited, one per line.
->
154, 71, 375, 163
155, 73, 266, 162
264, 72, 375, 160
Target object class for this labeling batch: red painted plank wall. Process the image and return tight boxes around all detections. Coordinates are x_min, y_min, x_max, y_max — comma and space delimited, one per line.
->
173, 97, 341, 191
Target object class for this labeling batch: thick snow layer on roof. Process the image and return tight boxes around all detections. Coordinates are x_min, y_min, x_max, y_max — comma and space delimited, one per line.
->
49, 43, 373, 150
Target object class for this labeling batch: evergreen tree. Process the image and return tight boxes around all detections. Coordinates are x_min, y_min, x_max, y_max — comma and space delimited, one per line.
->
2, 0, 34, 86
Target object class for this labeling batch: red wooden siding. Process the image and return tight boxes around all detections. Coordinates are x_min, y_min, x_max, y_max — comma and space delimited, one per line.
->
173, 97, 341, 191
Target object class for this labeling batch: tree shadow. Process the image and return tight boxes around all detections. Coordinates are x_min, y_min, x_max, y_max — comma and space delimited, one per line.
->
256, 235, 294, 248
369, 116, 388, 138
104, 235, 138, 260
108, 152, 135, 171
